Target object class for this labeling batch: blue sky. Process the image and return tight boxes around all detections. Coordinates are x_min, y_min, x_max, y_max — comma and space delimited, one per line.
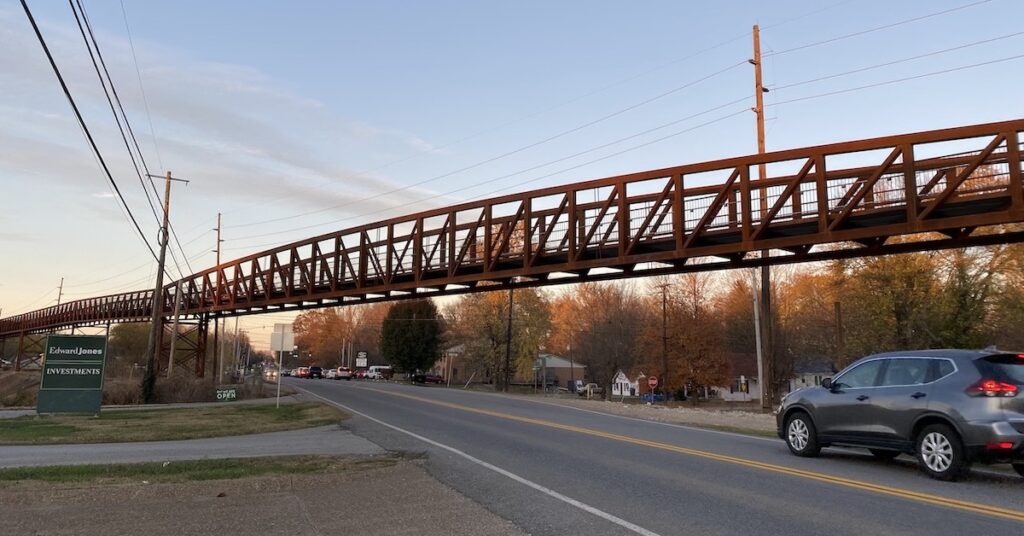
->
2, 0, 1022, 348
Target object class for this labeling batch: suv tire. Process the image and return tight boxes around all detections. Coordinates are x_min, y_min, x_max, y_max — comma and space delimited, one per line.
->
785, 412, 821, 457
915, 424, 967, 481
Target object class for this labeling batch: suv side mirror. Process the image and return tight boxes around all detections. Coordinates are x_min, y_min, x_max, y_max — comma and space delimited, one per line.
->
820, 377, 833, 390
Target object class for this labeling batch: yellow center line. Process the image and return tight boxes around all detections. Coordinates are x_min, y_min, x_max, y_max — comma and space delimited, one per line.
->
354, 384, 1024, 523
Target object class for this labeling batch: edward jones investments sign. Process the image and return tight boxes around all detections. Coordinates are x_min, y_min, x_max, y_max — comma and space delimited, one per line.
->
37, 335, 107, 414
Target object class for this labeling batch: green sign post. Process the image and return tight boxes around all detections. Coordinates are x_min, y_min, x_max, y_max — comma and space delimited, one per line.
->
37, 335, 107, 414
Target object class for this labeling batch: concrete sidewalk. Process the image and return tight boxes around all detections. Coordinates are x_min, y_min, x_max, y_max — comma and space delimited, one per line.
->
0, 425, 382, 468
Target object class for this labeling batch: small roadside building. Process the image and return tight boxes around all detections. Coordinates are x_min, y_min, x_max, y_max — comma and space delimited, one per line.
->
521, 353, 587, 390
610, 370, 640, 397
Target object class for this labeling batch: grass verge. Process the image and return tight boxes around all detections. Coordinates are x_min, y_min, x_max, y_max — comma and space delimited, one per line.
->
0, 455, 395, 485
0, 401, 345, 445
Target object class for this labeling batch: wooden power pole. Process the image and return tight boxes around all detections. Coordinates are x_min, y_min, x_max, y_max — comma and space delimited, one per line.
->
142, 171, 187, 403
751, 25, 774, 409
213, 212, 223, 384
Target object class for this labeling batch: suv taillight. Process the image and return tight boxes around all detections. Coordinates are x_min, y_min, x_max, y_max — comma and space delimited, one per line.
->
967, 379, 1019, 397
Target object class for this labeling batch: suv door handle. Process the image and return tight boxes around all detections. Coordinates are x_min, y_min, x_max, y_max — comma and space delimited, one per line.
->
910, 392, 927, 399
856, 395, 870, 401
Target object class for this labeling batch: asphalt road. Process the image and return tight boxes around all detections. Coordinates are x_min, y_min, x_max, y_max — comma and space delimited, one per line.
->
289, 378, 1024, 536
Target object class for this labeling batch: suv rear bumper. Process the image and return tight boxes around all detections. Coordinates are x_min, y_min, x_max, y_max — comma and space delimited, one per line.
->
962, 420, 1024, 463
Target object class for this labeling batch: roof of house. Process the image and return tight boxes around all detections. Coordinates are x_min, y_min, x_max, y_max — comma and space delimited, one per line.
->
727, 352, 758, 378
536, 353, 585, 369
793, 358, 837, 374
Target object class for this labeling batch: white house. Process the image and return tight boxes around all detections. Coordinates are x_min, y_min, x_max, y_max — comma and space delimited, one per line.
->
610, 370, 639, 397
787, 359, 836, 393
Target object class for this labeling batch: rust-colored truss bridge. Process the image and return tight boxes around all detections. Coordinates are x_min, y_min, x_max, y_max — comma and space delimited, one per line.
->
3, 119, 1024, 374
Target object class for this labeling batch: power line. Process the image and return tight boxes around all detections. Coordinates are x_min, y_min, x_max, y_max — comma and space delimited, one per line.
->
765, 0, 994, 57
772, 30, 1024, 91
228, 60, 748, 231
220, 1, 995, 239
769, 53, 1024, 108
223, 53, 1024, 255
119, 0, 162, 171
226, 96, 752, 245
20, 0, 158, 264
73, 0, 195, 278
223, 107, 749, 253
219, 2, 855, 223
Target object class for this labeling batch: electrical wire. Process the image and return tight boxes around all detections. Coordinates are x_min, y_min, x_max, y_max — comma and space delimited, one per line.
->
119, 0, 162, 171
223, 106, 749, 253
222, 53, 1024, 254
773, 30, 1024, 91
227, 60, 748, 231
765, 0, 993, 57
74, 0, 194, 277
19, 0, 158, 264
768, 53, 1024, 108
227, 95, 753, 244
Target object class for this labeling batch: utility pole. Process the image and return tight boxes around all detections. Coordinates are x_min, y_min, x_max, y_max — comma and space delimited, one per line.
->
56, 277, 64, 307
504, 286, 514, 392
834, 301, 845, 364
142, 171, 188, 403
166, 282, 182, 375
656, 282, 670, 400
232, 317, 240, 381
751, 25, 774, 409
213, 213, 223, 384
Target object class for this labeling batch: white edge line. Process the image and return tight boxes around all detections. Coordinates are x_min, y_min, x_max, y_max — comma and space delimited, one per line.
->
298, 387, 663, 536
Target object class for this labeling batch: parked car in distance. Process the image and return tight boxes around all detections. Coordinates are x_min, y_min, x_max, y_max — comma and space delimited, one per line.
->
411, 371, 444, 384
366, 365, 393, 380
324, 368, 337, 379
577, 383, 603, 397
336, 367, 353, 380
295, 367, 309, 378
777, 349, 1024, 481
640, 392, 665, 403
282, 369, 292, 377
308, 366, 324, 379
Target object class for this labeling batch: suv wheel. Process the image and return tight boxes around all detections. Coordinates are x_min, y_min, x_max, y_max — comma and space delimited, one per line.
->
915, 424, 967, 481
1012, 463, 1024, 478
785, 413, 821, 457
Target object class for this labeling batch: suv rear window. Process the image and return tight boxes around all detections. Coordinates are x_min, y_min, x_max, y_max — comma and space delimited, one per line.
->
975, 354, 1024, 384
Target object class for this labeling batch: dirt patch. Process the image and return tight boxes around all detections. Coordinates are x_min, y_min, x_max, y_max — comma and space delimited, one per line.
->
0, 371, 40, 407
0, 459, 526, 536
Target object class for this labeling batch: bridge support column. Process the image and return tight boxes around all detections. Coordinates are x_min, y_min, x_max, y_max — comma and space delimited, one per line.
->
195, 315, 208, 378
15, 333, 24, 372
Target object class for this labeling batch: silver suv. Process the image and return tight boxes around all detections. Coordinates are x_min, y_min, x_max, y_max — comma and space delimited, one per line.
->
776, 349, 1024, 480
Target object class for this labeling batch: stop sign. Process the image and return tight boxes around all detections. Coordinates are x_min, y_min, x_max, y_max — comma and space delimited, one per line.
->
648, 376, 658, 388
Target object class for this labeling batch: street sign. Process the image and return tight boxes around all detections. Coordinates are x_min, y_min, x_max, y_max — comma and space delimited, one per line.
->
356, 351, 367, 368
648, 376, 658, 389
37, 335, 107, 414
270, 324, 294, 352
